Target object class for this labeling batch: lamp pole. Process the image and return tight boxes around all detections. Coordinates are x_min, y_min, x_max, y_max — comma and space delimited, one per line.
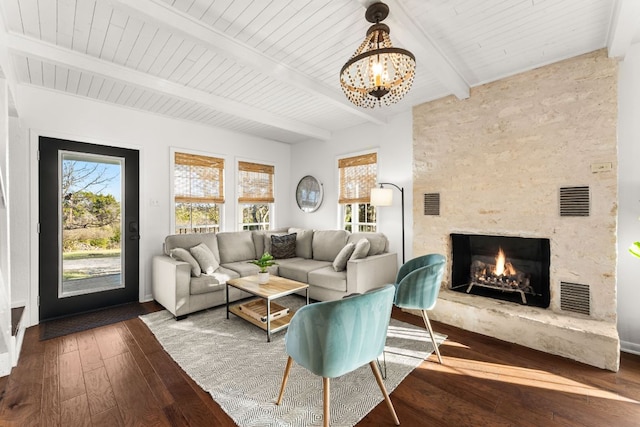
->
378, 182, 405, 264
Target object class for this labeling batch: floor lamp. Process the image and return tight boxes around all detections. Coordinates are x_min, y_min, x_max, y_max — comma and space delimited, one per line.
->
370, 182, 405, 264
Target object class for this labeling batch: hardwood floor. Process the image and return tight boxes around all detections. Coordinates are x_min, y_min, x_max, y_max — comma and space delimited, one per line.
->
1, 302, 639, 426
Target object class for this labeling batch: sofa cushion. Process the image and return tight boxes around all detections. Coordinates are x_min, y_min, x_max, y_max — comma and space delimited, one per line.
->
278, 259, 331, 283
252, 231, 265, 259
289, 228, 313, 259
211, 266, 241, 282
271, 233, 297, 259
190, 243, 220, 274
308, 266, 347, 292
217, 231, 256, 264
332, 242, 355, 272
222, 262, 260, 277
170, 248, 201, 277
165, 233, 220, 262
347, 232, 388, 256
350, 238, 371, 260
190, 275, 225, 295
312, 230, 349, 261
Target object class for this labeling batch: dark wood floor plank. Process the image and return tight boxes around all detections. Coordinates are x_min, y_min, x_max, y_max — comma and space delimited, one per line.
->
145, 347, 234, 426
103, 350, 171, 426
84, 367, 117, 416
42, 340, 59, 379
122, 317, 164, 355
93, 325, 129, 360
40, 374, 60, 427
60, 394, 91, 427
59, 350, 86, 402
0, 377, 43, 426
91, 406, 124, 427
77, 330, 105, 373
116, 321, 155, 377
58, 334, 78, 355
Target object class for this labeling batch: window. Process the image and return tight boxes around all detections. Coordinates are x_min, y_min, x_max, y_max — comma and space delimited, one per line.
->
174, 152, 224, 234
338, 152, 377, 232
238, 161, 274, 230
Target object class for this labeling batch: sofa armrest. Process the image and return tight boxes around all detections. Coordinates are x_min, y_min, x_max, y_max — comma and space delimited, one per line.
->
346, 252, 398, 295
152, 255, 191, 317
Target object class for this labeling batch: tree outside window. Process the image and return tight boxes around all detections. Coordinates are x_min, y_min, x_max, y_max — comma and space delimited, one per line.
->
338, 152, 377, 232
238, 161, 274, 230
174, 152, 224, 234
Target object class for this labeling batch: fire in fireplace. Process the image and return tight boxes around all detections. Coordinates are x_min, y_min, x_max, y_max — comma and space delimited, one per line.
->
451, 234, 550, 308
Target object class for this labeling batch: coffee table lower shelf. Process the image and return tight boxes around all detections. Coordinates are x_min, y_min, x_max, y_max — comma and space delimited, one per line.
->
229, 303, 296, 336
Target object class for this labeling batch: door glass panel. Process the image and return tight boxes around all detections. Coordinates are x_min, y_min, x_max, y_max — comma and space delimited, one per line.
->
60, 152, 124, 297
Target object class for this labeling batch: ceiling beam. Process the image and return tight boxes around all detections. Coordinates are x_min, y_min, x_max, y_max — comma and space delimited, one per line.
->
4, 32, 332, 141
108, 0, 385, 125
381, 0, 469, 100
607, 0, 640, 59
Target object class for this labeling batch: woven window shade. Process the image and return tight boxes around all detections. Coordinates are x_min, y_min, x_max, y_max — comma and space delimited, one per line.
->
238, 161, 275, 203
174, 152, 224, 204
338, 152, 377, 204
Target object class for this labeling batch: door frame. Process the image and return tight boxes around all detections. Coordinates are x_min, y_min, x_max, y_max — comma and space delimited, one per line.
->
28, 130, 146, 326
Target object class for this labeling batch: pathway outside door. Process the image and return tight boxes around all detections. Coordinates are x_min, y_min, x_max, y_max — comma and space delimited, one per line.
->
39, 136, 140, 321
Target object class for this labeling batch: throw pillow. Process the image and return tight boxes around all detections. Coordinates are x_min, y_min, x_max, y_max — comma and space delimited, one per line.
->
189, 243, 219, 275
170, 248, 201, 277
332, 242, 355, 272
350, 238, 371, 260
271, 233, 297, 259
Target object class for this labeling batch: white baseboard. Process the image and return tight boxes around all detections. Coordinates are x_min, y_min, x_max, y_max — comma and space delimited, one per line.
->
621, 340, 640, 356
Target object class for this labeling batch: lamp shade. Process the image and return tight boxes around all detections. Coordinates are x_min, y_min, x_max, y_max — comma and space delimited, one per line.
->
370, 187, 393, 206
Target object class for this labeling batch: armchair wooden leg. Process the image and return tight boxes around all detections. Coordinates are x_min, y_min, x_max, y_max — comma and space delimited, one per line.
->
276, 356, 293, 405
369, 361, 400, 425
323, 377, 330, 427
421, 310, 443, 364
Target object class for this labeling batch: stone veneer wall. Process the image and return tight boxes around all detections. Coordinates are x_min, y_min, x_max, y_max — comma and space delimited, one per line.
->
412, 49, 620, 370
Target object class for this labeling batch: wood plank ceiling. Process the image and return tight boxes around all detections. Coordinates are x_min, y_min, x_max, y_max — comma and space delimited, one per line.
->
0, 0, 638, 144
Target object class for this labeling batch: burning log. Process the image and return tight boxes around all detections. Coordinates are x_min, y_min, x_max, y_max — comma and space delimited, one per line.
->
467, 252, 533, 304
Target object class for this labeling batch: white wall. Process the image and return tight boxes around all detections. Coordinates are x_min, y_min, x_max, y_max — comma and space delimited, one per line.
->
617, 42, 640, 355
0, 79, 11, 376
14, 85, 292, 326
290, 112, 413, 265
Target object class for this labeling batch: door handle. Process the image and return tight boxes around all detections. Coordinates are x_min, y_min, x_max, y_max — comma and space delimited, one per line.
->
129, 221, 140, 240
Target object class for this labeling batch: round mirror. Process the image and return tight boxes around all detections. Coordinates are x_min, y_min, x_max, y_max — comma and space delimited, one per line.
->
296, 175, 323, 213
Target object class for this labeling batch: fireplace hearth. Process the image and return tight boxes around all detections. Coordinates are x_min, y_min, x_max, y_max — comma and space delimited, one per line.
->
451, 234, 550, 308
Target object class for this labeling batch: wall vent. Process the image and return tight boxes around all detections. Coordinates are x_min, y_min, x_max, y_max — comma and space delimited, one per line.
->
559, 186, 590, 216
423, 193, 440, 216
560, 282, 590, 316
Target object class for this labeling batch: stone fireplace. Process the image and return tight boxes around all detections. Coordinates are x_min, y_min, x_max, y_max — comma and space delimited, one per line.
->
412, 49, 620, 371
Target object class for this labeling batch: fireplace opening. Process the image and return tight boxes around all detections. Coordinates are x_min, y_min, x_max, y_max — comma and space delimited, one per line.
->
450, 234, 550, 308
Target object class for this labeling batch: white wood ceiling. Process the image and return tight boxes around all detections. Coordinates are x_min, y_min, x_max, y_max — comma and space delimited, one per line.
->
0, 0, 638, 143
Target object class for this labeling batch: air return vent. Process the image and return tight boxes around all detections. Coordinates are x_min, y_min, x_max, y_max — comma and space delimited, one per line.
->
560, 282, 590, 316
559, 186, 590, 217
423, 193, 440, 216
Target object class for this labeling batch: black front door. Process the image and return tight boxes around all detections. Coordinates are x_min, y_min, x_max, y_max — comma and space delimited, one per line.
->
39, 136, 140, 321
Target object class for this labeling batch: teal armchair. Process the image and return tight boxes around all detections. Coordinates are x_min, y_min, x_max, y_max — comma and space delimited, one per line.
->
276, 284, 399, 427
393, 254, 446, 364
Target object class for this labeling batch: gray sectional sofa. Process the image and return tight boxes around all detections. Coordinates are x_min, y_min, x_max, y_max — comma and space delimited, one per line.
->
151, 228, 398, 318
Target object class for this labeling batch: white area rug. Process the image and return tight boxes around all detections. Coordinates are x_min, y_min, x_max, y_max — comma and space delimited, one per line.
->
140, 296, 446, 427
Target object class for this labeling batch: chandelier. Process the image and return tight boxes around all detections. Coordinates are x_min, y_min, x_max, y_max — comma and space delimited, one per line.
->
340, 2, 416, 108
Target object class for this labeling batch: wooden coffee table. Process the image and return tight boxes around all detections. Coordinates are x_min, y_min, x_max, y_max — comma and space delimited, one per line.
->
226, 275, 309, 342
